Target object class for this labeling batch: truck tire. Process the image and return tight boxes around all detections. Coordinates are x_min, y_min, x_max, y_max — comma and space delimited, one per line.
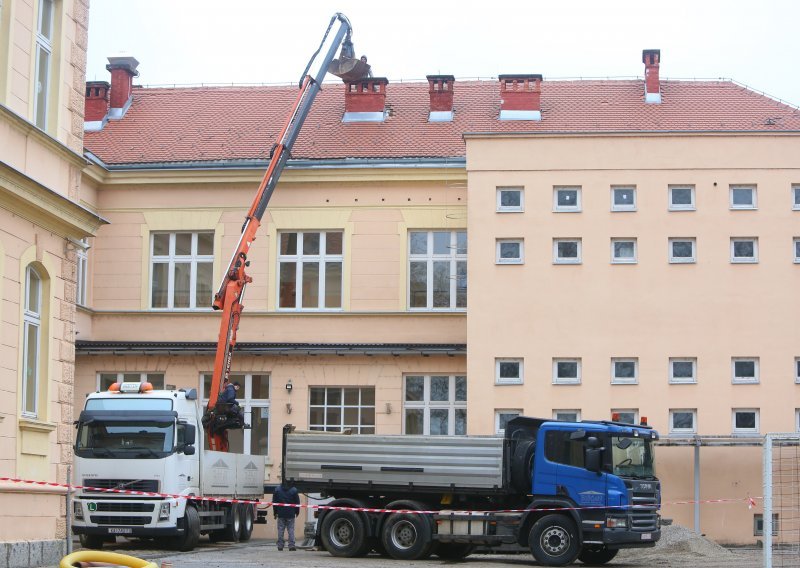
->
381, 511, 434, 560
221, 503, 241, 542
239, 504, 254, 542
511, 439, 536, 494
435, 543, 474, 559
175, 505, 201, 552
78, 534, 106, 550
578, 545, 619, 565
320, 509, 369, 557
528, 514, 580, 566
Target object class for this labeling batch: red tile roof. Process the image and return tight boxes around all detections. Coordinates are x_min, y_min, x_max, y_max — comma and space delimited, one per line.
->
84, 79, 800, 166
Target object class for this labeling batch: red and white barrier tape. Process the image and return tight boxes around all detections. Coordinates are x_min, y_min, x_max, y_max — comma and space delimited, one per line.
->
0, 476, 763, 515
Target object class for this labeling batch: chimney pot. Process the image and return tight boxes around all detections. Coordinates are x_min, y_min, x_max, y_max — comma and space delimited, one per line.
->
84, 81, 110, 129
343, 77, 389, 122
106, 55, 139, 119
642, 49, 661, 104
426, 75, 455, 122
498, 74, 543, 121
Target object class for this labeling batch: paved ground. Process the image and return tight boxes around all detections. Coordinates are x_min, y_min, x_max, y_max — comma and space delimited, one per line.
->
45, 537, 763, 568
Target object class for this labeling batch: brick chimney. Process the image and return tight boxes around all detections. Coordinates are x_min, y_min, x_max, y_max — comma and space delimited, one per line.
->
427, 75, 454, 122
84, 81, 109, 131
498, 74, 542, 121
642, 49, 661, 104
343, 77, 389, 123
106, 55, 139, 119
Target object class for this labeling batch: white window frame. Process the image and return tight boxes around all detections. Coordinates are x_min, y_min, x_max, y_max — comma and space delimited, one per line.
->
408, 231, 467, 311
553, 186, 582, 213
22, 265, 42, 418
611, 358, 639, 385
97, 372, 165, 391
201, 373, 272, 454
403, 375, 467, 436
611, 409, 639, 425
795, 358, 800, 384
553, 358, 581, 385
497, 187, 524, 213
495, 358, 524, 385
793, 186, 800, 211
793, 238, 800, 264
669, 186, 696, 211
33, 0, 54, 130
732, 357, 759, 384
730, 185, 757, 210
309, 386, 374, 434
496, 239, 524, 264
732, 408, 759, 435
796, 409, 800, 432
669, 358, 697, 384
150, 231, 214, 311
553, 409, 581, 422
277, 230, 344, 311
669, 409, 697, 434
553, 238, 582, 264
669, 238, 696, 264
611, 238, 637, 264
730, 237, 758, 263
611, 186, 637, 212
495, 409, 523, 435
76, 239, 89, 307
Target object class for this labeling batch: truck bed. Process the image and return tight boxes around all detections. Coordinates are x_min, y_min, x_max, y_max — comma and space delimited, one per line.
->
284, 431, 507, 493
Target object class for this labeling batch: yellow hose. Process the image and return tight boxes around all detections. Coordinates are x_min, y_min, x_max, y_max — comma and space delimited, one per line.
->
60, 550, 159, 568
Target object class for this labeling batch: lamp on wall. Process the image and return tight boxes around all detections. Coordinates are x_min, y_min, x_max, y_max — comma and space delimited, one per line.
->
285, 380, 293, 393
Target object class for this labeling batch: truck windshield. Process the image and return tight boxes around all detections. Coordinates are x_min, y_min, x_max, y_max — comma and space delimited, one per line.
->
75, 420, 174, 459
611, 436, 656, 479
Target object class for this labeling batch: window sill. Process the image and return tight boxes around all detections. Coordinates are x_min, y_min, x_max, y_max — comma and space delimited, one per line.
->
18, 417, 57, 433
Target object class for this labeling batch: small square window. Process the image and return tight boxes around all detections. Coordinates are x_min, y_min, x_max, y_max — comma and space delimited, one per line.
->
754, 513, 780, 537
670, 409, 697, 434
730, 185, 757, 210
553, 358, 581, 385
496, 239, 524, 264
669, 238, 696, 263
732, 358, 759, 384
793, 186, 800, 210
611, 187, 636, 211
553, 410, 581, 422
731, 238, 758, 263
669, 358, 697, 384
496, 359, 523, 385
611, 358, 638, 384
669, 186, 695, 211
611, 239, 637, 264
554, 187, 581, 212
611, 409, 638, 425
733, 409, 759, 434
794, 238, 800, 263
795, 358, 800, 384
554, 239, 582, 264
495, 409, 523, 434
497, 188, 524, 212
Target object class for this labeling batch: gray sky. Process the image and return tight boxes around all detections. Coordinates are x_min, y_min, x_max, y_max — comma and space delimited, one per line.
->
87, 0, 800, 106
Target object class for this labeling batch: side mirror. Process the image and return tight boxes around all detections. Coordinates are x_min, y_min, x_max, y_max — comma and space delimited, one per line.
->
183, 424, 196, 446
586, 448, 602, 472
569, 429, 587, 441
183, 445, 196, 456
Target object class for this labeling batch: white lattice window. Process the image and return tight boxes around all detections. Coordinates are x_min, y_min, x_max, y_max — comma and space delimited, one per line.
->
309, 387, 375, 434
404, 375, 467, 435
408, 231, 467, 310
278, 231, 343, 310
34, 0, 54, 129
22, 266, 42, 417
150, 232, 214, 310
202, 373, 271, 454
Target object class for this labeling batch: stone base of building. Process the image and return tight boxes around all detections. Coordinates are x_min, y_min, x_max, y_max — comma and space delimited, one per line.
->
0, 540, 67, 568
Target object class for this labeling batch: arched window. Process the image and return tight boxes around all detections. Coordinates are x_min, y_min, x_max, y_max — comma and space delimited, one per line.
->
22, 266, 42, 417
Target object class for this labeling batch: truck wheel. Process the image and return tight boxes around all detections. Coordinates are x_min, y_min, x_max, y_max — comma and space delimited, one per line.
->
320, 510, 369, 557
239, 504, 254, 541
174, 505, 201, 552
381, 511, 434, 560
578, 545, 619, 565
222, 503, 241, 542
528, 514, 580, 566
78, 534, 106, 550
435, 543, 474, 559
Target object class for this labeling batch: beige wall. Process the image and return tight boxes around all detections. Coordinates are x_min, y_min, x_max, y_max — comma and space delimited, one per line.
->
465, 133, 800, 543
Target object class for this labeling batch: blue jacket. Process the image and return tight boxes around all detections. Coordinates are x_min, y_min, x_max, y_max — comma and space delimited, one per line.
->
219, 384, 237, 404
273, 484, 300, 518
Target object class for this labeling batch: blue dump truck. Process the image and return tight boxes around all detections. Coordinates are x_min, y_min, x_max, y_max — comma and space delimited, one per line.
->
282, 417, 660, 566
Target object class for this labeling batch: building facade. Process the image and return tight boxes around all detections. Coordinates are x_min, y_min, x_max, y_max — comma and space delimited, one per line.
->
0, 0, 103, 563
75, 50, 800, 545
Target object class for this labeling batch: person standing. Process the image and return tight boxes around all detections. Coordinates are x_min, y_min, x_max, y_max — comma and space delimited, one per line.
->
273, 480, 300, 551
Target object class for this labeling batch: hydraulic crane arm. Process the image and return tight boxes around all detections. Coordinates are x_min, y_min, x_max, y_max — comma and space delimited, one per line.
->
203, 13, 369, 451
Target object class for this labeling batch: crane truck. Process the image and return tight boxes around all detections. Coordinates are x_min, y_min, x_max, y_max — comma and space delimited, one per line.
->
283, 417, 661, 566
71, 14, 370, 551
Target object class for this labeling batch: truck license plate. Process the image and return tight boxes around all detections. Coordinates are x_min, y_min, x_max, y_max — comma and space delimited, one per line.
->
108, 528, 133, 534
641, 533, 652, 540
